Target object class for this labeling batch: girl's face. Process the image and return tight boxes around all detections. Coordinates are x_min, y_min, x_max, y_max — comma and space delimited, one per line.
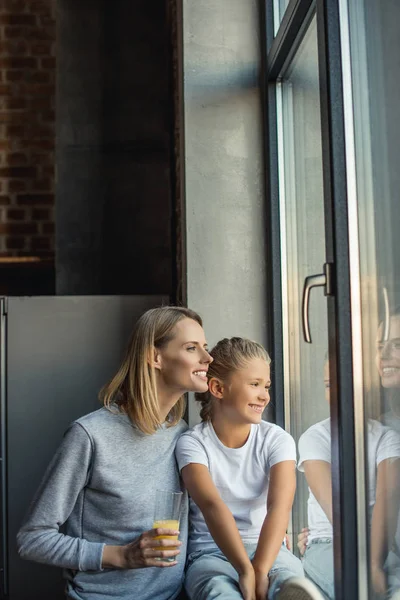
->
216, 357, 271, 426
375, 315, 400, 389
154, 318, 213, 394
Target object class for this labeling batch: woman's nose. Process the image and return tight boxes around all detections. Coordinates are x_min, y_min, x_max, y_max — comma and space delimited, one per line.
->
202, 350, 213, 363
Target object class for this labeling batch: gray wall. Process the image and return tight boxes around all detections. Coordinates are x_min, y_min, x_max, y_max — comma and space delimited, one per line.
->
56, 0, 173, 295
182, 0, 268, 424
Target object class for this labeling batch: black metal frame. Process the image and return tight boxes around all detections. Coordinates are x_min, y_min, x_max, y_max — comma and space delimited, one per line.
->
316, 2, 362, 598
267, 0, 314, 77
263, 0, 360, 598
0, 299, 7, 599
259, 0, 281, 424
171, 0, 188, 308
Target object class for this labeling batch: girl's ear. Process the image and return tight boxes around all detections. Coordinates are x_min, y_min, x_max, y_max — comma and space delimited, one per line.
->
209, 377, 224, 399
148, 346, 162, 370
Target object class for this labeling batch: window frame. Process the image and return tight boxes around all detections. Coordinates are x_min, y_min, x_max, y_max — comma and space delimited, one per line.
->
263, 1, 367, 598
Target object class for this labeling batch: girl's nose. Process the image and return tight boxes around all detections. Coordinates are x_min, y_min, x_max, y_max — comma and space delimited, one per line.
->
381, 341, 393, 359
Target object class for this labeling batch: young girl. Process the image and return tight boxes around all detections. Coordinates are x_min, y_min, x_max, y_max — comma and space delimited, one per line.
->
17, 306, 212, 600
176, 337, 313, 600
298, 354, 400, 599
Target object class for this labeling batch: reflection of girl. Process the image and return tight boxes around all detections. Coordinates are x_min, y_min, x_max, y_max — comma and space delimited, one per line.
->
176, 338, 313, 600
17, 306, 212, 600
377, 313, 400, 593
298, 360, 400, 599
377, 313, 400, 432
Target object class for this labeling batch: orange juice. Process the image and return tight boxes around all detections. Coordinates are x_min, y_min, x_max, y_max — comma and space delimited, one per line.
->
152, 519, 179, 551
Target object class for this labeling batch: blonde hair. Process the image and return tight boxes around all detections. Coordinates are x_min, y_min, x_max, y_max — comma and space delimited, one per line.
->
100, 306, 203, 434
195, 337, 271, 421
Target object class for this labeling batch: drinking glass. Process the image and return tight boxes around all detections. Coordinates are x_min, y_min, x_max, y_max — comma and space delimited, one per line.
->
152, 490, 182, 562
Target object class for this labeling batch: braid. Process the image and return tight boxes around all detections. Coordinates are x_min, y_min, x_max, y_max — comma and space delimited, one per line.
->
195, 389, 214, 422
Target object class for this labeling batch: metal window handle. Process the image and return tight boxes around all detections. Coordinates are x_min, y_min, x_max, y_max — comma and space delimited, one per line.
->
302, 263, 333, 343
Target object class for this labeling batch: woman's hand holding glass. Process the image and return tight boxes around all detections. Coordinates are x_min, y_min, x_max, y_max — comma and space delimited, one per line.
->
102, 526, 181, 569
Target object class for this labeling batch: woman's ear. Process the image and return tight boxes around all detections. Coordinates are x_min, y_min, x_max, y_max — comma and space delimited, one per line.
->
148, 346, 162, 370
209, 377, 224, 399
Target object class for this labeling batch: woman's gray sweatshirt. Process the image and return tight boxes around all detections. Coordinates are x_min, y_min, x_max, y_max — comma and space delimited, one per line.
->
16, 407, 188, 600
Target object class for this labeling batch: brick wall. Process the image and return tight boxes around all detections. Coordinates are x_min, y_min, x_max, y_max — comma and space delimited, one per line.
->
0, 0, 55, 257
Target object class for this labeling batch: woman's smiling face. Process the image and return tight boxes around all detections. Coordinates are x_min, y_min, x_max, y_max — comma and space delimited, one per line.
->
154, 317, 213, 394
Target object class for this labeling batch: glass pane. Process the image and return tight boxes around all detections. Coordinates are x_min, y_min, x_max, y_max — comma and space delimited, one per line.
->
278, 15, 333, 598
273, 0, 290, 35
347, 0, 400, 597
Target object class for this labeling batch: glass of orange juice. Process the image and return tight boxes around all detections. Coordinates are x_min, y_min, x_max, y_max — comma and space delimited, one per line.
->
153, 490, 183, 562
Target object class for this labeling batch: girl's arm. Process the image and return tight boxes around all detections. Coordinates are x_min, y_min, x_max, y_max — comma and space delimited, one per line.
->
370, 457, 400, 595
302, 459, 333, 523
181, 463, 254, 578
252, 460, 296, 576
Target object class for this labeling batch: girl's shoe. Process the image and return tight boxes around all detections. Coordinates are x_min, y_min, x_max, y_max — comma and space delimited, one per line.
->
277, 577, 327, 600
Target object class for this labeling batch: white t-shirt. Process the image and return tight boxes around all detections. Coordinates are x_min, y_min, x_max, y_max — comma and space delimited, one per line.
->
175, 420, 296, 554
381, 411, 400, 434
380, 411, 400, 551
298, 418, 400, 543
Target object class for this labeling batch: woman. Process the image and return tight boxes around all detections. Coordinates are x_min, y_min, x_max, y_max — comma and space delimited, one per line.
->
17, 305, 212, 600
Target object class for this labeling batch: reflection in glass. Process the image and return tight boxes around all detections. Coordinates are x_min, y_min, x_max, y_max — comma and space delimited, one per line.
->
298, 359, 400, 600
348, 0, 400, 596
297, 360, 333, 598
278, 12, 331, 594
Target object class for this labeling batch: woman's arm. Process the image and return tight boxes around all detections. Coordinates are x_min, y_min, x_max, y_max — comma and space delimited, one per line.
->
302, 459, 333, 523
17, 423, 104, 571
181, 463, 254, 594
252, 460, 296, 576
18, 423, 180, 571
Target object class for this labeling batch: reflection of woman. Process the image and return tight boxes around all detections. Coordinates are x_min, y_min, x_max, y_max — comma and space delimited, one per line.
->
17, 306, 213, 600
298, 360, 400, 599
